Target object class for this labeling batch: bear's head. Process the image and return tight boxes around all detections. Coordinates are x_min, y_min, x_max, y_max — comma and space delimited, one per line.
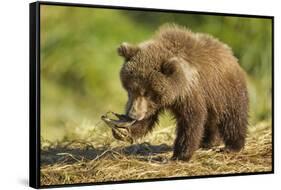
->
118, 42, 189, 121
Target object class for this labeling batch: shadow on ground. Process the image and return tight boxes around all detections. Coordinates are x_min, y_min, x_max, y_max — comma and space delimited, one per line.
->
41, 142, 172, 165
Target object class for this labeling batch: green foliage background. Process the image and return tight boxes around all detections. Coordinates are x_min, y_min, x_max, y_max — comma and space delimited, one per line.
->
40, 5, 272, 142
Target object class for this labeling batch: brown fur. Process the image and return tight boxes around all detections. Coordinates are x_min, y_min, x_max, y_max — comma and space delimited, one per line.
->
118, 24, 248, 161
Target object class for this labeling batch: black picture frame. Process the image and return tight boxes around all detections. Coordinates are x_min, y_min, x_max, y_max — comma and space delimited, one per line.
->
29, 1, 274, 189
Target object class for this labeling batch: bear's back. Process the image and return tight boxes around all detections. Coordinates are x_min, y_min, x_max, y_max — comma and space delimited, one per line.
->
156, 25, 236, 68
156, 25, 247, 116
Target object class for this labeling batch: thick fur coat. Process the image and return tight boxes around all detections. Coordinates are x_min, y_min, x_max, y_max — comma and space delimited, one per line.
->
117, 24, 248, 161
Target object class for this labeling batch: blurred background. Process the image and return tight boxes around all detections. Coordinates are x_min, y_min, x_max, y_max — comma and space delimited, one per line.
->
40, 5, 272, 142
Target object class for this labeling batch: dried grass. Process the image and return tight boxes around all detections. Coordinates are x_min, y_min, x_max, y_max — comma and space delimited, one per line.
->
40, 121, 272, 186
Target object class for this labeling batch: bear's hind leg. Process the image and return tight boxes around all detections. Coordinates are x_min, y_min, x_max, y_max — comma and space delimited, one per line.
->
201, 119, 220, 149
219, 115, 247, 152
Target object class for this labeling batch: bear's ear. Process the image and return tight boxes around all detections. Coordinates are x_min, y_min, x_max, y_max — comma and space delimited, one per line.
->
117, 42, 139, 60
161, 57, 181, 76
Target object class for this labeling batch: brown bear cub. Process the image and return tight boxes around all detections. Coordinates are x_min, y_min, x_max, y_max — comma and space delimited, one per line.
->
117, 24, 248, 161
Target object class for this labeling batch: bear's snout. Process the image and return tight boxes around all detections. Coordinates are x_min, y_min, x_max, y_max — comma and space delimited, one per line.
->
128, 110, 146, 121
127, 96, 148, 121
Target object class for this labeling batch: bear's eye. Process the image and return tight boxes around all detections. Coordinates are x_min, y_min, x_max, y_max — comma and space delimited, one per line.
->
143, 91, 149, 97
144, 91, 156, 100
139, 89, 146, 96
153, 66, 158, 71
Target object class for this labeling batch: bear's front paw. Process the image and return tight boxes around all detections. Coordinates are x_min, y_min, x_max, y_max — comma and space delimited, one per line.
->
171, 153, 192, 162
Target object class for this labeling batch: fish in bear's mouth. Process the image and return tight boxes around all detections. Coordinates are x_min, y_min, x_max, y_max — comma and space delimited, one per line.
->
101, 112, 137, 143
